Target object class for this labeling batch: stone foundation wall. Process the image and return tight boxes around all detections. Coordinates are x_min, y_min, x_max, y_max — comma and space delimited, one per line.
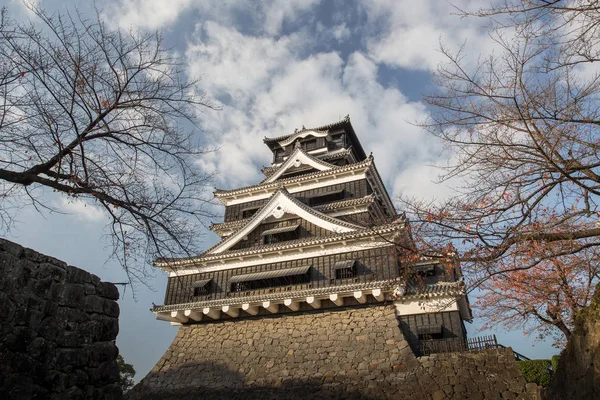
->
544, 289, 600, 399
0, 239, 121, 400
128, 304, 536, 399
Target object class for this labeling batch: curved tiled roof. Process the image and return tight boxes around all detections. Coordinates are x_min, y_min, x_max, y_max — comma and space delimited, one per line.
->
203, 188, 365, 255
210, 195, 377, 234
404, 281, 465, 298
261, 148, 354, 178
156, 219, 405, 267
312, 194, 376, 212
263, 115, 350, 143
215, 156, 373, 197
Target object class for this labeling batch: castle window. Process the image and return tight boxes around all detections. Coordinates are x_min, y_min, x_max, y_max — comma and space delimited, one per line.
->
274, 148, 285, 163
414, 264, 436, 277
302, 138, 318, 151
241, 207, 259, 219
307, 188, 345, 206
261, 224, 300, 244
329, 134, 346, 149
191, 279, 213, 297
334, 259, 357, 279
417, 325, 443, 341
229, 265, 311, 292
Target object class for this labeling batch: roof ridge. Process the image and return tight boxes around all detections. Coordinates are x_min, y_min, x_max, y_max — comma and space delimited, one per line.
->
215, 155, 373, 197
263, 115, 351, 143
210, 194, 377, 233
156, 221, 403, 267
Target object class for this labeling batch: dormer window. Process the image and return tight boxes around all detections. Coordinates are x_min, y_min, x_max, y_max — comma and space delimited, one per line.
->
261, 224, 300, 244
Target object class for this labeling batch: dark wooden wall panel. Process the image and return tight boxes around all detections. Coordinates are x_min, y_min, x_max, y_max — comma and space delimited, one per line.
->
164, 245, 399, 305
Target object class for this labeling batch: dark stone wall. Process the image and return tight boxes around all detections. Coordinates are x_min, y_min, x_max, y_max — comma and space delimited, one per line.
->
544, 289, 600, 400
128, 304, 536, 399
0, 239, 121, 400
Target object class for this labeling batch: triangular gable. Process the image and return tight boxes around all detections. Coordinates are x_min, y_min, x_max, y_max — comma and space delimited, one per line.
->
208, 188, 363, 254
264, 148, 335, 183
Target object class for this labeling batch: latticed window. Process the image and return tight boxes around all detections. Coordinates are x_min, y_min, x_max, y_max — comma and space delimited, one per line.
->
302, 138, 318, 151
334, 259, 357, 279
262, 224, 300, 244
229, 266, 311, 292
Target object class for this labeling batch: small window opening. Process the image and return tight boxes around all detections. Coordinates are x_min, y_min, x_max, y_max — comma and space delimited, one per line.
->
328, 134, 346, 150
308, 189, 345, 206
229, 266, 311, 293
333, 259, 357, 280
418, 325, 443, 340
302, 138, 318, 151
241, 207, 259, 219
415, 264, 436, 278
191, 279, 213, 297
261, 224, 300, 244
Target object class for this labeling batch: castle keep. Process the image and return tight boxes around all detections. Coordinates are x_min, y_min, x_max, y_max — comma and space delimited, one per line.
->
151, 116, 471, 349
126, 118, 536, 399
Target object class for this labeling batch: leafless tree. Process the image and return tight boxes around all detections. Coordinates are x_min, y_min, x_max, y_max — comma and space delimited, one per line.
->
0, 6, 217, 286
400, 1, 600, 292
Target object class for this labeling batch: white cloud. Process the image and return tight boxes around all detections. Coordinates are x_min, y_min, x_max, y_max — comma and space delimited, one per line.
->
362, 0, 492, 72
108, 0, 319, 34
185, 22, 445, 205
331, 24, 350, 41
58, 197, 106, 223
108, 0, 193, 30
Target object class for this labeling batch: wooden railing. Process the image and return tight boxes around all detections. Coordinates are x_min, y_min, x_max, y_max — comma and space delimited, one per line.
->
419, 335, 499, 356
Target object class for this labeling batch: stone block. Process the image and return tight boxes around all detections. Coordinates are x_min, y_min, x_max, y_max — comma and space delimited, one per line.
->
97, 282, 119, 301
66, 266, 92, 284
59, 284, 85, 308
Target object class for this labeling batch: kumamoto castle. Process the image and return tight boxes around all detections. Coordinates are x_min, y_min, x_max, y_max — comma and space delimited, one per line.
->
128, 117, 539, 399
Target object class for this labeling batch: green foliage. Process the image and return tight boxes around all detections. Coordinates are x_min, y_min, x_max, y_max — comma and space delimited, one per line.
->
117, 355, 136, 393
551, 355, 560, 373
517, 359, 552, 387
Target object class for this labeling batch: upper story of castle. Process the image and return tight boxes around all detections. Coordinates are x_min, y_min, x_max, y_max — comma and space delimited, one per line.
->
210, 116, 397, 238
151, 116, 471, 327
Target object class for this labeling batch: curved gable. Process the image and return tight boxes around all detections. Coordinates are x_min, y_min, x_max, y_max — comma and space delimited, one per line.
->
278, 130, 329, 147
264, 148, 335, 183
207, 189, 363, 255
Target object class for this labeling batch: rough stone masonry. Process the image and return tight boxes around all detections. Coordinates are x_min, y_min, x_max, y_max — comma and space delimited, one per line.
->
128, 304, 537, 399
0, 239, 121, 400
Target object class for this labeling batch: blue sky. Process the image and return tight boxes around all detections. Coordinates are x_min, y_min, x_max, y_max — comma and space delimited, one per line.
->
5, 0, 557, 381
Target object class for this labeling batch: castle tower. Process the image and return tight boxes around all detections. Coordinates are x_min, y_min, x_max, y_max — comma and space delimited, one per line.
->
151, 115, 471, 353
136, 117, 481, 399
